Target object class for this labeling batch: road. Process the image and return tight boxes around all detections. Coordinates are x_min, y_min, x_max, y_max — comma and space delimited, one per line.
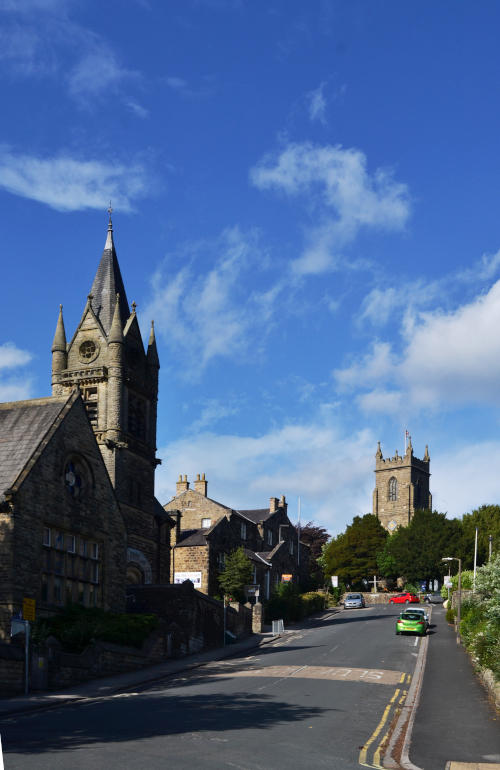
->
0, 604, 426, 769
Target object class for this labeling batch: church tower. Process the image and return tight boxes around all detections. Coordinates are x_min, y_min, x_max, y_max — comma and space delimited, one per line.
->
372, 439, 432, 532
51, 213, 168, 584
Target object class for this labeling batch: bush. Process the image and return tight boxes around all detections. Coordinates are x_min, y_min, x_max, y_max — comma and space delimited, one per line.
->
32, 605, 158, 653
265, 584, 326, 622
446, 605, 456, 624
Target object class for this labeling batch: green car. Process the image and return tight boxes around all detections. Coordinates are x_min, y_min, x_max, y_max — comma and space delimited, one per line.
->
396, 611, 427, 636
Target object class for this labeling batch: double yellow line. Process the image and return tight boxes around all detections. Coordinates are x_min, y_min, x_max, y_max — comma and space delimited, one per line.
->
359, 672, 411, 768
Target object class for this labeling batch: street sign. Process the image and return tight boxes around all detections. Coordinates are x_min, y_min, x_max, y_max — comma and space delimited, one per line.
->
10, 619, 25, 637
331, 576, 338, 588
281, 574, 292, 582
22, 598, 36, 622
244, 584, 260, 598
444, 577, 452, 588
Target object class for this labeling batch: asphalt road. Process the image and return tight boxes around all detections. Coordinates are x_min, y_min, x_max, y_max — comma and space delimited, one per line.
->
0, 605, 425, 770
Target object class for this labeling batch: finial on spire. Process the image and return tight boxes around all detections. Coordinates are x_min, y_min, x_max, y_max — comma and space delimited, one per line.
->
376, 441, 383, 459
105, 202, 114, 250
132, 301, 137, 313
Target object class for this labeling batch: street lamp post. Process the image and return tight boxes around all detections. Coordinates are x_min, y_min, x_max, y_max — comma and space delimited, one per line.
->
442, 556, 462, 644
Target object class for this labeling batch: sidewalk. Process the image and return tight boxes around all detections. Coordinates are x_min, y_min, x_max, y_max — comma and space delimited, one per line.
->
409, 605, 500, 770
0, 630, 275, 719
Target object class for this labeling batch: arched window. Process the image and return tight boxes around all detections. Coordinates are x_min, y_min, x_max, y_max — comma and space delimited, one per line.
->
388, 477, 397, 501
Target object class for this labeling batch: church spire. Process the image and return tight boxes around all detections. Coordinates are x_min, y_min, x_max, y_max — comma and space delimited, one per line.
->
146, 320, 160, 369
108, 293, 124, 344
88, 210, 129, 335
51, 304, 67, 353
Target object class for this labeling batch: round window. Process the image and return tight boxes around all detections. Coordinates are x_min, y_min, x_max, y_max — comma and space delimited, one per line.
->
79, 340, 98, 363
64, 461, 83, 499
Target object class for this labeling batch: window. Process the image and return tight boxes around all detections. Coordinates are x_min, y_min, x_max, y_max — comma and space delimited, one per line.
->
267, 529, 273, 546
217, 552, 226, 571
79, 539, 87, 557
289, 539, 294, 555
389, 477, 397, 501
90, 543, 99, 559
43, 527, 51, 547
41, 530, 101, 608
79, 340, 98, 362
41, 574, 49, 603
82, 386, 98, 427
53, 577, 63, 604
241, 522, 247, 540
54, 531, 64, 550
66, 534, 76, 553
201, 518, 211, 529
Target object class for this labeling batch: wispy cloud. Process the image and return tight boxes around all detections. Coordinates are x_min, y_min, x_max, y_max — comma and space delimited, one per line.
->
145, 226, 280, 375
126, 101, 149, 119
335, 278, 500, 414
0, 147, 150, 212
164, 74, 216, 99
67, 50, 138, 103
157, 417, 375, 533
307, 82, 327, 124
0, 342, 33, 402
250, 142, 410, 275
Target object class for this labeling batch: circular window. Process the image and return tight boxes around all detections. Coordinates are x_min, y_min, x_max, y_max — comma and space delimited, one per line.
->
64, 461, 84, 499
79, 340, 99, 363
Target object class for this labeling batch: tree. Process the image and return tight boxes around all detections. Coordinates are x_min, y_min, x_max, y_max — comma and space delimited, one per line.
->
377, 509, 462, 583
218, 547, 253, 603
458, 505, 500, 569
321, 514, 388, 588
294, 520, 330, 588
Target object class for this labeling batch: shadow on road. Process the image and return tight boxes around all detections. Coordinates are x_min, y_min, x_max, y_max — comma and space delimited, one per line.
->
2, 691, 331, 756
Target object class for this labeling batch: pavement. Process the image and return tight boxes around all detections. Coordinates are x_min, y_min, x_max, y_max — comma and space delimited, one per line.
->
0, 629, 276, 718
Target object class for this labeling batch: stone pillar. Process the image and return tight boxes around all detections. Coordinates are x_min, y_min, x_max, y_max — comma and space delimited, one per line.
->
252, 601, 263, 633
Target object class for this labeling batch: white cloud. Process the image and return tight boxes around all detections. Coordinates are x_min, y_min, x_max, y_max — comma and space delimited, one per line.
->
250, 142, 410, 275
145, 226, 281, 375
433, 441, 500, 516
0, 343, 33, 402
126, 101, 149, 119
67, 50, 137, 102
307, 82, 327, 124
157, 419, 375, 535
336, 279, 500, 413
0, 147, 149, 212
0, 342, 32, 370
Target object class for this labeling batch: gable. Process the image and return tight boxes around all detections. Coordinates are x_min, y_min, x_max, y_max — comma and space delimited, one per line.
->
0, 396, 68, 502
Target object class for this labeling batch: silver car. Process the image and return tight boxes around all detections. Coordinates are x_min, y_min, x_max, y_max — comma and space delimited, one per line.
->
400, 606, 429, 627
343, 592, 366, 609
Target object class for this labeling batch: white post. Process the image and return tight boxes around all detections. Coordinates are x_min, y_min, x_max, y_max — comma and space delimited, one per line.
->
223, 596, 227, 647
473, 527, 478, 592
297, 496, 301, 567
24, 620, 30, 695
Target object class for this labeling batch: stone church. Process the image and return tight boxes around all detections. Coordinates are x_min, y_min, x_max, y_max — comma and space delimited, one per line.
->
0, 215, 171, 638
372, 438, 432, 531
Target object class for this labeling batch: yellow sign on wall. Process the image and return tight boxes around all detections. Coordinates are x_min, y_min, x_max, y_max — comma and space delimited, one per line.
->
281, 574, 292, 582
22, 598, 36, 622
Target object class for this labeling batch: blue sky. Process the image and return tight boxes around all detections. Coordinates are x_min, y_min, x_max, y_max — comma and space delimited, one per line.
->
2, 0, 500, 536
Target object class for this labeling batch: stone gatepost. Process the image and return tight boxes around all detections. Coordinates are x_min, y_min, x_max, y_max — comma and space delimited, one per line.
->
252, 602, 263, 633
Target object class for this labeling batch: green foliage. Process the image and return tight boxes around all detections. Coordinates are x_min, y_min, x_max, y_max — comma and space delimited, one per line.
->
402, 582, 421, 595
31, 605, 158, 653
475, 551, 500, 622
265, 583, 326, 622
377, 509, 462, 583
321, 514, 387, 586
446, 605, 456, 624
458, 505, 500, 569
295, 520, 330, 589
460, 593, 500, 679
440, 570, 474, 599
218, 546, 253, 603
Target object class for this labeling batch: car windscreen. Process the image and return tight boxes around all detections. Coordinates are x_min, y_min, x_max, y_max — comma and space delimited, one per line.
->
400, 613, 423, 621
346, 594, 361, 600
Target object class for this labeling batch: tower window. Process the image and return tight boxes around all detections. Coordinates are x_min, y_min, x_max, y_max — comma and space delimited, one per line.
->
128, 394, 146, 440
79, 340, 98, 362
388, 477, 397, 501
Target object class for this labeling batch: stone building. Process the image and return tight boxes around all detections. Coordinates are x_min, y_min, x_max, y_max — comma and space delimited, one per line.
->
51, 215, 172, 584
0, 390, 126, 639
372, 439, 432, 532
0, 216, 172, 638
164, 475, 309, 598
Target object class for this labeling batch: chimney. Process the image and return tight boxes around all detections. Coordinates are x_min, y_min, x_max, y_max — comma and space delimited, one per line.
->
193, 473, 207, 497
279, 494, 287, 513
270, 497, 279, 513
176, 474, 189, 494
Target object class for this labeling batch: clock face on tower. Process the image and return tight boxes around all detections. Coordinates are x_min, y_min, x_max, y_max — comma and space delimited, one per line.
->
388, 519, 397, 532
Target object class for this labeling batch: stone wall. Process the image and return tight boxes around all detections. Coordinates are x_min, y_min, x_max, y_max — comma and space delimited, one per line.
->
0, 641, 24, 695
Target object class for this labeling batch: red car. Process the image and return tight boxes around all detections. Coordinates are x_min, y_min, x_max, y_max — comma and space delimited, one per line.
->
389, 592, 420, 604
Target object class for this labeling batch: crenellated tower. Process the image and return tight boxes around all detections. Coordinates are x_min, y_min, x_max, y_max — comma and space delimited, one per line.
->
51, 213, 167, 583
372, 439, 432, 532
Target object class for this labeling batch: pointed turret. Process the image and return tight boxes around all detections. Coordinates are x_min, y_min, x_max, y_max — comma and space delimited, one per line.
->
375, 441, 383, 460
406, 436, 413, 456
424, 445, 430, 462
108, 294, 124, 344
88, 213, 129, 334
51, 304, 67, 353
51, 304, 67, 377
146, 320, 160, 369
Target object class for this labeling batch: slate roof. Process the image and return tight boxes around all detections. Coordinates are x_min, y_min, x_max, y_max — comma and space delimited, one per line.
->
176, 529, 209, 547
0, 396, 69, 503
244, 549, 271, 566
237, 508, 271, 523
89, 227, 129, 334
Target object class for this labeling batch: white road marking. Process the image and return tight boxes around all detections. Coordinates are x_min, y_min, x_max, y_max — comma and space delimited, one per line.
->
413, 637, 419, 647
